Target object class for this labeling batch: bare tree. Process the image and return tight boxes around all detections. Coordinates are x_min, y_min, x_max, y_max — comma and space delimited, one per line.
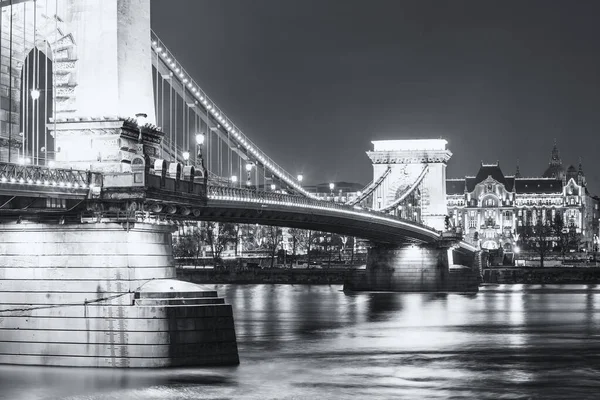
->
262, 225, 283, 268
288, 228, 308, 266
205, 222, 238, 266
553, 214, 582, 260
518, 218, 554, 268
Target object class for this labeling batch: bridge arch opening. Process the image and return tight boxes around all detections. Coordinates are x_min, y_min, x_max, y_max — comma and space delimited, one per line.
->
1, 1, 75, 165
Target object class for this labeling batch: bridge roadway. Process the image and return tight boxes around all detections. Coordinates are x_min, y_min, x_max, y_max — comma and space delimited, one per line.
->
0, 161, 476, 252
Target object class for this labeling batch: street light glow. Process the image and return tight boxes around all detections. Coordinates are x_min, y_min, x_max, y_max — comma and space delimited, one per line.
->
329, 182, 335, 191
182, 151, 190, 161
231, 175, 238, 183
270, 184, 276, 191
135, 113, 148, 126
195, 133, 205, 145
297, 174, 303, 182
246, 163, 254, 172
30, 89, 40, 100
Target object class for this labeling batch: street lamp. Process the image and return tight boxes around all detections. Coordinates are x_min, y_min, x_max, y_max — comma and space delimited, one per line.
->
270, 183, 276, 191
135, 113, 147, 143
30, 89, 40, 101
195, 133, 205, 164
329, 182, 335, 202
297, 174, 303, 183
182, 151, 190, 165
231, 175, 238, 187
246, 163, 254, 188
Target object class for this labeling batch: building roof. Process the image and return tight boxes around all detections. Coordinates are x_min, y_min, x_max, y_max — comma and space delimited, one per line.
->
464, 163, 514, 192
446, 179, 465, 195
514, 178, 563, 194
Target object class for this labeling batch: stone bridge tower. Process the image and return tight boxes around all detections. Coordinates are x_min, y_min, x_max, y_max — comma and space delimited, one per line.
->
367, 139, 451, 231
0, 0, 158, 171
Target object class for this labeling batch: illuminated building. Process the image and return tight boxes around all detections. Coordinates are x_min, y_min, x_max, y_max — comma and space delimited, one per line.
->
446, 142, 600, 252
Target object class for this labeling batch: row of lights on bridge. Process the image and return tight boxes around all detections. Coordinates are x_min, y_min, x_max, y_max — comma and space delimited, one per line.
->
0, 175, 90, 189
208, 191, 439, 239
150, 37, 313, 198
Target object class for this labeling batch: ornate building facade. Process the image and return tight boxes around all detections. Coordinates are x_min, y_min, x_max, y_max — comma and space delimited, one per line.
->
446, 143, 600, 252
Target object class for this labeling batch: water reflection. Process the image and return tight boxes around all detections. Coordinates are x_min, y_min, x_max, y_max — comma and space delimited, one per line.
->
3, 284, 600, 399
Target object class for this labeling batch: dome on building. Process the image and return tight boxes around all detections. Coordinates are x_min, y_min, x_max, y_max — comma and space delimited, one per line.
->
542, 140, 565, 180
566, 165, 578, 182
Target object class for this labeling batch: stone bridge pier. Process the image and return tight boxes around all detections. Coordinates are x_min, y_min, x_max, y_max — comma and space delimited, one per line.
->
344, 239, 481, 293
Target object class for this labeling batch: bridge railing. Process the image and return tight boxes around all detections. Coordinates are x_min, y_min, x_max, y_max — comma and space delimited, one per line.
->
207, 185, 437, 233
0, 162, 100, 189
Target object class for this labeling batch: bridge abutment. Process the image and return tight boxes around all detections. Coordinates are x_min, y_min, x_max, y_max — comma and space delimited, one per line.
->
344, 243, 480, 292
0, 221, 239, 367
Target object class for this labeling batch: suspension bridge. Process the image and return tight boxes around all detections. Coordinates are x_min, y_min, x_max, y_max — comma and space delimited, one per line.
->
0, 0, 480, 368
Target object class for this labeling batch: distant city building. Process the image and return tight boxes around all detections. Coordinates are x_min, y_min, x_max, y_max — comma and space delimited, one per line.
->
446, 142, 600, 252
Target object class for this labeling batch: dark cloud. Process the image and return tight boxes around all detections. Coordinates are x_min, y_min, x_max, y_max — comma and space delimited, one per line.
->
151, 0, 600, 193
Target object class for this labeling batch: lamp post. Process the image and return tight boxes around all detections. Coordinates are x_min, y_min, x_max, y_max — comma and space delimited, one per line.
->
30, 88, 40, 100
231, 175, 238, 187
135, 113, 147, 143
246, 163, 254, 189
195, 133, 205, 166
329, 182, 335, 202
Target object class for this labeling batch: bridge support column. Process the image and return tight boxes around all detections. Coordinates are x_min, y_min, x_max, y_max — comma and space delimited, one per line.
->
344, 243, 480, 292
0, 221, 239, 367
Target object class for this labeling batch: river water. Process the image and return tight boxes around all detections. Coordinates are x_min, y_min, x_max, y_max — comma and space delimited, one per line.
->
2, 284, 600, 399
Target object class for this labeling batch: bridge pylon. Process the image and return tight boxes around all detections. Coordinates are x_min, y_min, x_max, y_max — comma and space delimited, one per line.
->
367, 139, 451, 231
0, 0, 159, 172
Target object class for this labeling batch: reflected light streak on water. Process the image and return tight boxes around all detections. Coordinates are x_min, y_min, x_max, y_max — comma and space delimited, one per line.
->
3, 284, 600, 399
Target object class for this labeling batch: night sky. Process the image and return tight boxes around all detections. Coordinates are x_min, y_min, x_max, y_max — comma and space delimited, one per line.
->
151, 0, 600, 194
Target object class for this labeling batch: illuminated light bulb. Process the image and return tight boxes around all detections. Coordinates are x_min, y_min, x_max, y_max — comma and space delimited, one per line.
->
156, 46, 162, 51
183, 78, 188, 83
1, 177, 6, 183
166, 57, 172, 62
19, 178, 24, 184
175, 68, 180, 73
44, 180, 49, 185
27, 178, 33, 184
30, 89, 40, 100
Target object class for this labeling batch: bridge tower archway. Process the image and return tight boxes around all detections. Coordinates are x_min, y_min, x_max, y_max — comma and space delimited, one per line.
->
367, 139, 452, 231
1, 0, 158, 173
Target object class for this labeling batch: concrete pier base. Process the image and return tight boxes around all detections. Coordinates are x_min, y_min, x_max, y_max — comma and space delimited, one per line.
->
0, 222, 239, 367
344, 244, 480, 293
